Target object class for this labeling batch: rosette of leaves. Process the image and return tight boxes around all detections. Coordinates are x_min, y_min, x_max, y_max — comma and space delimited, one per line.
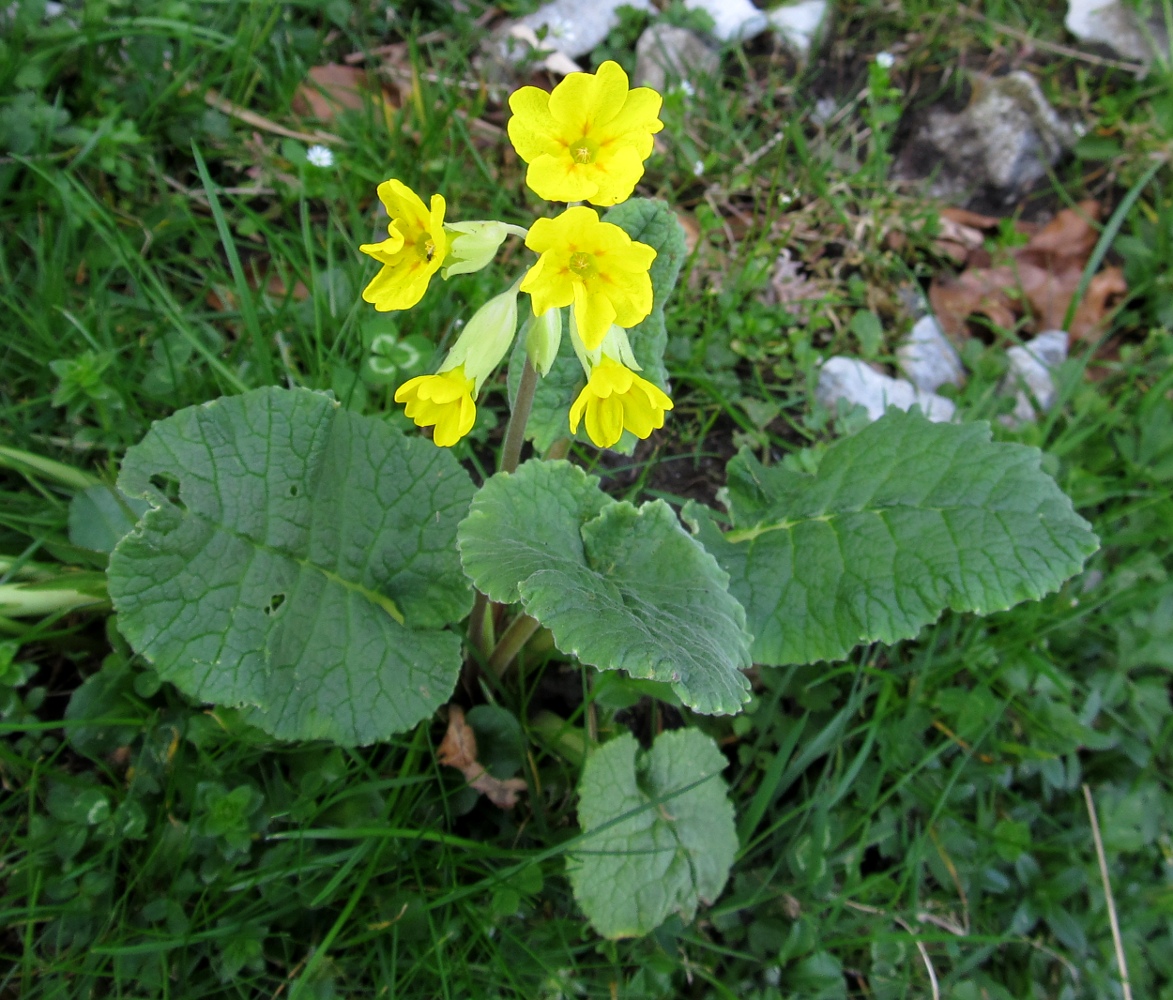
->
107, 387, 475, 745
508, 197, 686, 452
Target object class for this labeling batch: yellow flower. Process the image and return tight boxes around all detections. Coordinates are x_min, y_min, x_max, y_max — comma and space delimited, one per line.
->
569, 356, 673, 449
360, 180, 448, 311
507, 60, 663, 206
394, 366, 476, 447
520, 206, 656, 351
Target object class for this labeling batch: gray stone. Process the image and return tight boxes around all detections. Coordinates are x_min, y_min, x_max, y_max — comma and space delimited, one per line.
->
897, 316, 966, 393
816, 357, 956, 424
1066, 0, 1168, 69
634, 24, 720, 94
894, 71, 1076, 207
1002, 329, 1069, 426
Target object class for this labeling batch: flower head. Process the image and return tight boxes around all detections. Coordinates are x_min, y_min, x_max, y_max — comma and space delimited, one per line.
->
306, 144, 335, 168
569, 356, 673, 449
360, 180, 448, 311
507, 60, 663, 206
520, 206, 655, 351
394, 366, 476, 447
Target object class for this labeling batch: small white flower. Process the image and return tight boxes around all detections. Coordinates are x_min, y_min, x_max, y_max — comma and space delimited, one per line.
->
676, 79, 696, 97
875, 51, 895, 69
693, 159, 705, 177
306, 144, 335, 168
1072, 120, 1088, 137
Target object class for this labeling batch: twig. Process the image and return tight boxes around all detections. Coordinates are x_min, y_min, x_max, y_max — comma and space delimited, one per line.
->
958, 5, 1147, 75
1084, 783, 1133, 1000
195, 85, 345, 146
488, 613, 541, 678
843, 900, 939, 999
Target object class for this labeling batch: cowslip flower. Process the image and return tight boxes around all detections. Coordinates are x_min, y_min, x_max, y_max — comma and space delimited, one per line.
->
393, 286, 520, 446
569, 355, 673, 449
395, 367, 476, 447
360, 180, 448, 311
507, 60, 663, 206
520, 206, 655, 351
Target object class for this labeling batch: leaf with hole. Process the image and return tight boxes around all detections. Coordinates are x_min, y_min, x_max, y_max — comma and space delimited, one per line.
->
688, 409, 1098, 665
569, 730, 736, 938
107, 386, 474, 745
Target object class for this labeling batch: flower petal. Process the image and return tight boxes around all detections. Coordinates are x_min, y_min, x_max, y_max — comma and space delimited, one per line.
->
587, 142, 648, 206
507, 87, 563, 161
595, 86, 664, 149
363, 263, 430, 311
376, 179, 430, 236
573, 280, 618, 350
525, 154, 600, 204
586, 393, 625, 448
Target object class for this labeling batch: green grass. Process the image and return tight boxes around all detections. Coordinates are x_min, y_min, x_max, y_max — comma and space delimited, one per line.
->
2, 0, 1173, 996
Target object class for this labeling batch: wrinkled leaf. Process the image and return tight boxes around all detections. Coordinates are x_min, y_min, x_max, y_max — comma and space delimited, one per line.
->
107, 387, 474, 745
458, 460, 751, 714
689, 409, 1098, 665
569, 730, 736, 938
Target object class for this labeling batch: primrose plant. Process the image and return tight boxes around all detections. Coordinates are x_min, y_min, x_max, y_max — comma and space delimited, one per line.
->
106, 62, 1098, 939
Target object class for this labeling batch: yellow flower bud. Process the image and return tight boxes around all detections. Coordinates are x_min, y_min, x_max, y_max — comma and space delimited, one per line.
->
525, 307, 563, 376
569, 356, 673, 449
441, 286, 520, 391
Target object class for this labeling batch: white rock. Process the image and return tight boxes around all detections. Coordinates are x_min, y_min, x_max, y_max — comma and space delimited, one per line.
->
765, 0, 830, 60
487, 0, 654, 65
1066, 0, 1167, 67
897, 316, 965, 393
816, 357, 956, 423
634, 23, 720, 94
1002, 329, 1069, 425
681, 0, 829, 57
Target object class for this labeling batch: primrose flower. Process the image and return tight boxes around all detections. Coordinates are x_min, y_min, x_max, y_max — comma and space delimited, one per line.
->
569, 356, 673, 449
395, 366, 476, 447
360, 180, 448, 311
520, 206, 656, 351
507, 59, 663, 206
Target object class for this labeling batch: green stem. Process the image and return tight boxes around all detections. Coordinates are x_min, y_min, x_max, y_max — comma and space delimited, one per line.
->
501, 358, 538, 475
544, 437, 571, 460
488, 613, 541, 678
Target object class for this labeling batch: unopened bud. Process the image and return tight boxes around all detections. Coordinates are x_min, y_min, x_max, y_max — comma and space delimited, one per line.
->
442, 221, 528, 279
441, 287, 520, 391
526, 307, 563, 376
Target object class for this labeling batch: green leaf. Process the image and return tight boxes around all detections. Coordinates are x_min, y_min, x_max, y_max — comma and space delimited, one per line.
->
458, 460, 751, 714
688, 409, 1099, 665
508, 198, 687, 453
107, 387, 475, 746
569, 730, 736, 938
69, 483, 149, 553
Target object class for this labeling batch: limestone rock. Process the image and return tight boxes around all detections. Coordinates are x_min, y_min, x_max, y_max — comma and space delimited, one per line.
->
1066, 0, 1168, 69
894, 71, 1076, 207
816, 357, 956, 424
897, 316, 966, 394
483, 0, 653, 71
681, 0, 829, 58
1002, 329, 1069, 426
634, 23, 719, 94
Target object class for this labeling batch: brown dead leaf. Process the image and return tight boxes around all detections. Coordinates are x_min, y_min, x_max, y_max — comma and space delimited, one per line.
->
929, 266, 1019, 338
927, 199, 1124, 343
940, 206, 1001, 230
438, 705, 527, 810
1070, 266, 1128, 341
675, 210, 701, 254
292, 64, 392, 122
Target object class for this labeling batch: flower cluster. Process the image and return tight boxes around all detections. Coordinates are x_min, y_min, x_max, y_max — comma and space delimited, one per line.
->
359, 61, 672, 450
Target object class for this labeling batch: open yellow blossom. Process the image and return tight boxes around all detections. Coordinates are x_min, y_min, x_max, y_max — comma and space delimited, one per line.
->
569, 356, 673, 449
520, 207, 656, 351
360, 180, 448, 311
507, 60, 663, 206
394, 366, 476, 447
